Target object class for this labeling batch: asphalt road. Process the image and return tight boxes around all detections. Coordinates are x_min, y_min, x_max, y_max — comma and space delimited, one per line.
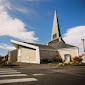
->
0, 64, 85, 85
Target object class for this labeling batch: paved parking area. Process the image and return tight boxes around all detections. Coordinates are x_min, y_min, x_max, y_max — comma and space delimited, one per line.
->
0, 64, 85, 85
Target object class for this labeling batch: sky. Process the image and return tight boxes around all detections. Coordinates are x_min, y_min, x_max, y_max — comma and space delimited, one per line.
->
0, 0, 85, 56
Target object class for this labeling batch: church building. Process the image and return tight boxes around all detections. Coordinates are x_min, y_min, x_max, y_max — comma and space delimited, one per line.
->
9, 10, 79, 64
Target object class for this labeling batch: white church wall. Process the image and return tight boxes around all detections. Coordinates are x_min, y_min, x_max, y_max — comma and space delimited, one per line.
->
58, 47, 78, 61
18, 46, 40, 64
17, 46, 21, 62
20, 47, 36, 63
11, 40, 40, 64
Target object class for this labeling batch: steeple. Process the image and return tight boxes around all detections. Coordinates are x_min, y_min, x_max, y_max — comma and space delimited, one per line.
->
51, 10, 61, 41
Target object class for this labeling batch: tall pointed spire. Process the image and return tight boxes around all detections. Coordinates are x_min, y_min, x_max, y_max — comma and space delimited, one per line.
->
51, 10, 61, 41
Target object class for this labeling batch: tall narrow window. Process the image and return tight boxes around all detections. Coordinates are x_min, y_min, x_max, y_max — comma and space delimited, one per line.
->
53, 34, 57, 39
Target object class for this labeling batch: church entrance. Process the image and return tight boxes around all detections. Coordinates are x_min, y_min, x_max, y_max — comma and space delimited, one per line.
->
64, 54, 71, 62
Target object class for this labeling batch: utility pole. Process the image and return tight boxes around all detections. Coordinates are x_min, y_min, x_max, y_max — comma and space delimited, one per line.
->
81, 39, 85, 53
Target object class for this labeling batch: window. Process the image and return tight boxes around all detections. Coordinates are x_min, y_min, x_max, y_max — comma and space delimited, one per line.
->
53, 34, 57, 39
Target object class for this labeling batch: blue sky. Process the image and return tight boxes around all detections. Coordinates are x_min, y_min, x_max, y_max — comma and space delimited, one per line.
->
0, 0, 85, 56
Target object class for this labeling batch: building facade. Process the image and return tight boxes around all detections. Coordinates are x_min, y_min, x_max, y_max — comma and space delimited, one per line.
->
9, 10, 79, 64
8, 50, 18, 63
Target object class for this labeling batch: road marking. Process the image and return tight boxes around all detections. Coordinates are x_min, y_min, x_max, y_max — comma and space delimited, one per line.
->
0, 69, 17, 72
0, 70, 17, 72
0, 71, 17, 73
0, 74, 27, 77
0, 72, 21, 74
0, 78, 38, 84
32, 74, 45, 76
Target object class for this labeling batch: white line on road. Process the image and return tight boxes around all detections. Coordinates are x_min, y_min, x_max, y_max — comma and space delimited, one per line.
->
0, 74, 27, 77
0, 69, 17, 72
0, 78, 38, 84
32, 74, 45, 76
0, 72, 21, 74
0, 70, 17, 72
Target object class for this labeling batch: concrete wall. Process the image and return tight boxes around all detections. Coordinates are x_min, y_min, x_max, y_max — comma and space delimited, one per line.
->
58, 47, 78, 61
8, 50, 18, 63
20, 47, 36, 63
40, 50, 57, 61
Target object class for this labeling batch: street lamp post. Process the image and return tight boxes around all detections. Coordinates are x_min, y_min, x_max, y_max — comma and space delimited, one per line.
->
81, 39, 85, 53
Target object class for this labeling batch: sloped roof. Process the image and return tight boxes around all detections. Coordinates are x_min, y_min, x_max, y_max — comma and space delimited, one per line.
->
21, 41, 56, 51
11, 40, 77, 52
48, 41, 77, 50
56, 42, 76, 49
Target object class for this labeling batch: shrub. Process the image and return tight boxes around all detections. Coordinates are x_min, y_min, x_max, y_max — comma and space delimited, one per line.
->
54, 56, 62, 62
58, 63, 64, 66
0, 57, 7, 66
0, 57, 2, 64
40, 59, 49, 64
73, 56, 83, 63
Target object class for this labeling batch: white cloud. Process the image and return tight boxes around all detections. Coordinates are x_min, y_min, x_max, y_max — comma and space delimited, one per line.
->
0, 0, 38, 42
63, 26, 85, 55
14, 7, 28, 14
0, 43, 15, 50
0, 0, 11, 10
